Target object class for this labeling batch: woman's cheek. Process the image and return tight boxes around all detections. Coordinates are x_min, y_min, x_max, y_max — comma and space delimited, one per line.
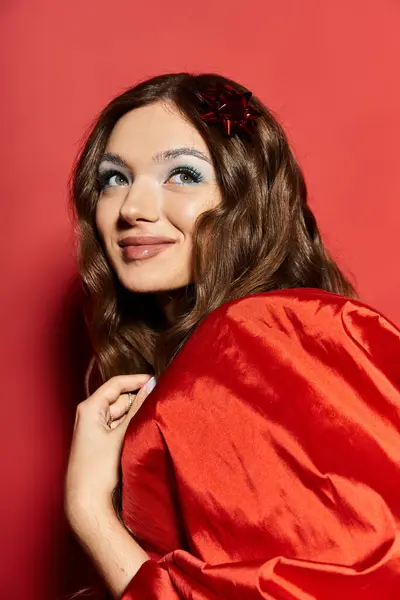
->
95, 200, 106, 236
95, 199, 116, 240
167, 190, 218, 233
167, 198, 202, 234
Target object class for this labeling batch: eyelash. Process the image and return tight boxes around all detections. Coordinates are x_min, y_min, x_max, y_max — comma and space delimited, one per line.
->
96, 170, 127, 191
168, 166, 204, 184
96, 166, 204, 191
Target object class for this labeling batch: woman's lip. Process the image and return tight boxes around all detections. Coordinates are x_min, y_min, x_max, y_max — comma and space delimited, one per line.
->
120, 236, 175, 246
122, 243, 174, 260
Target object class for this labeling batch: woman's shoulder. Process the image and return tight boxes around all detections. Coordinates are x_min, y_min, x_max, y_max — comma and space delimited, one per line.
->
191, 288, 399, 377
208, 287, 392, 325
201, 287, 397, 334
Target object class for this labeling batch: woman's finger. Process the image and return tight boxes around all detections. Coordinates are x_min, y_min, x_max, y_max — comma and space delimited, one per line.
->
108, 377, 157, 429
89, 374, 152, 406
133, 377, 156, 413
122, 377, 157, 425
109, 392, 135, 422
108, 413, 128, 430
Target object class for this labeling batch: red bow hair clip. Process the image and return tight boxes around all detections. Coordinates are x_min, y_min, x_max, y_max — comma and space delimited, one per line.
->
199, 84, 262, 137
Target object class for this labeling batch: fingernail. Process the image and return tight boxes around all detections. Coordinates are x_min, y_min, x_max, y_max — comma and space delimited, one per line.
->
145, 376, 157, 394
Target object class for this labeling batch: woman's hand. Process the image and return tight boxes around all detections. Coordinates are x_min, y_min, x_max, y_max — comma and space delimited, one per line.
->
65, 374, 154, 533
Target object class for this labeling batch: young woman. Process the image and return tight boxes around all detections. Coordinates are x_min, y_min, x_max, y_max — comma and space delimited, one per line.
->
65, 73, 400, 599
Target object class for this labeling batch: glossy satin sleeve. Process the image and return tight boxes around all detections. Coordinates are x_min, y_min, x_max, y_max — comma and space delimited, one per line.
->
121, 289, 400, 599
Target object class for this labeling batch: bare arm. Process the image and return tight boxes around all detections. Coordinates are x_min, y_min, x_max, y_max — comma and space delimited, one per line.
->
65, 375, 154, 598
70, 498, 149, 598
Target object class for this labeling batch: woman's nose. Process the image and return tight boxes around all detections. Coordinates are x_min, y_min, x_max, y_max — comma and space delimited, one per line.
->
119, 179, 160, 224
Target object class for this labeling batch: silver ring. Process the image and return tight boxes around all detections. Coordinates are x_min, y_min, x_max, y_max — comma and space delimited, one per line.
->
127, 392, 134, 411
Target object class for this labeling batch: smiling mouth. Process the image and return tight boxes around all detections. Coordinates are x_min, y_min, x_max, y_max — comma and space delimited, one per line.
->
120, 242, 175, 261
119, 235, 176, 261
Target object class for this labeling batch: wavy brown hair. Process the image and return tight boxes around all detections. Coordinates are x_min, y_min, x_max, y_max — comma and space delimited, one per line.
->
70, 72, 356, 391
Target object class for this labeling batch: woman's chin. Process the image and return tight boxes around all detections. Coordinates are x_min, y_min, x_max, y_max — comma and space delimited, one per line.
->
121, 278, 191, 295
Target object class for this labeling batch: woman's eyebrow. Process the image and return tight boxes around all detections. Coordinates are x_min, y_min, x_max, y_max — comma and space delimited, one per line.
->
98, 153, 131, 171
152, 147, 211, 164
99, 147, 212, 169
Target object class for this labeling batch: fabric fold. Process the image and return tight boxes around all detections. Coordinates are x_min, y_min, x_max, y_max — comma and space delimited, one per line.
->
120, 289, 400, 599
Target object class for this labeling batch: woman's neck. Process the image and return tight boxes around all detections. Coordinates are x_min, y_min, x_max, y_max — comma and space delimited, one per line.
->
156, 288, 192, 325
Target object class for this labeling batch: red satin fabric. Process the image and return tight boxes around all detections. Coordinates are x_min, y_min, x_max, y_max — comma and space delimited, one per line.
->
120, 288, 400, 598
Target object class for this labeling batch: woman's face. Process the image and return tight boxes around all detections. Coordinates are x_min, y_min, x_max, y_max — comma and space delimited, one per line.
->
95, 101, 221, 293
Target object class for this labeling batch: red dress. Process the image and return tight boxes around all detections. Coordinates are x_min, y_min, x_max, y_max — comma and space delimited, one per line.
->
120, 289, 400, 599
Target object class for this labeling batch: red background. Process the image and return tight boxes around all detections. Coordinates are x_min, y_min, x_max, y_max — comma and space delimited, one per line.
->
1, 1, 399, 598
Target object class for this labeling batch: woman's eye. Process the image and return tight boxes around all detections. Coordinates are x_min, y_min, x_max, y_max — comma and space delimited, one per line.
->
110, 173, 128, 186
167, 167, 203, 186
170, 173, 195, 185
98, 170, 129, 190
106, 173, 128, 188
